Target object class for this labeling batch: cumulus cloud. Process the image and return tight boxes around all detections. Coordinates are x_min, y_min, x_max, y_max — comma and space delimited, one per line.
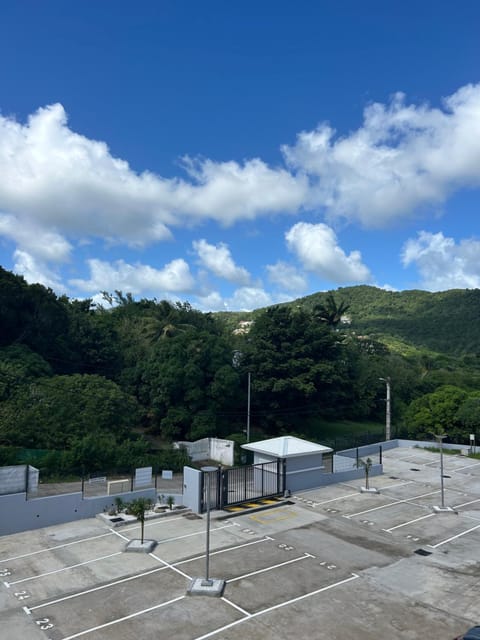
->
0, 104, 306, 247
70, 258, 195, 296
195, 285, 290, 312
266, 261, 308, 292
12, 250, 64, 291
285, 222, 372, 283
0, 213, 72, 263
193, 239, 250, 284
401, 231, 480, 290
282, 83, 480, 226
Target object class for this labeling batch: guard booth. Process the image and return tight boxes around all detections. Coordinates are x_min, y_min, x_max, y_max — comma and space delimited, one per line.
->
196, 436, 334, 513
242, 435, 333, 494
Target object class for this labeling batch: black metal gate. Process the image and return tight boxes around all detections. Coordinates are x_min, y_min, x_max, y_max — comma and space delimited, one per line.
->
201, 460, 286, 512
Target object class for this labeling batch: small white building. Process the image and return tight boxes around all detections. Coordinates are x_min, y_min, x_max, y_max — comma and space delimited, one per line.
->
242, 436, 333, 493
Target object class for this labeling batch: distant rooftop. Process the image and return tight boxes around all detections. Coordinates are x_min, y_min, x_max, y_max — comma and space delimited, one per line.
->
241, 435, 333, 458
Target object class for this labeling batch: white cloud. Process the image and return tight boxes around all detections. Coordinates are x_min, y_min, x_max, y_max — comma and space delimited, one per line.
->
266, 261, 308, 292
69, 258, 195, 296
180, 157, 308, 224
401, 231, 480, 290
0, 104, 306, 255
195, 285, 290, 312
12, 250, 64, 291
193, 239, 250, 284
282, 83, 480, 226
285, 222, 372, 283
0, 213, 72, 263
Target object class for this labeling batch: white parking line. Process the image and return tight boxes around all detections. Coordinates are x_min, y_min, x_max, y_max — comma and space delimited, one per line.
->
149, 552, 191, 580
26, 565, 169, 612
383, 513, 434, 532
6, 552, 123, 586
122, 514, 186, 532
227, 553, 314, 583
454, 462, 480, 471
193, 574, 360, 640
155, 522, 234, 545
344, 490, 440, 519
0, 532, 113, 563
453, 498, 480, 509
381, 497, 480, 533
25, 536, 273, 612
60, 595, 185, 640
428, 523, 480, 548
316, 492, 359, 505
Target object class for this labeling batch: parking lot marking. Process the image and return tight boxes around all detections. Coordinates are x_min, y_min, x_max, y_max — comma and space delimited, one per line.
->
149, 552, 191, 580
250, 510, 296, 523
344, 490, 440, 519
174, 536, 275, 568
8, 551, 123, 586
0, 532, 113, 563
193, 574, 360, 640
383, 513, 434, 532
60, 595, 185, 640
122, 514, 186, 532
315, 492, 358, 505
453, 498, 480, 509
27, 565, 169, 612
227, 553, 314, 583
453, 462, 480, 471
221, 596, 250, 616
427, 523, 480, 549
154, 522, 234, 546
109, 528, 130, 541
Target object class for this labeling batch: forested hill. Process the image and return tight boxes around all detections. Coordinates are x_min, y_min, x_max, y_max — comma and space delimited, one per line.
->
1, 265, 480, 467
286, 286, 480, 358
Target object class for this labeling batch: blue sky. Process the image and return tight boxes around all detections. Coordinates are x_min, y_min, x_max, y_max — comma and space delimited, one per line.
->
1, 1, 480, 311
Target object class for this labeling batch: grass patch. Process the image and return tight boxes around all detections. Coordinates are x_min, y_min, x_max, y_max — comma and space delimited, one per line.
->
416, 445, 462, 455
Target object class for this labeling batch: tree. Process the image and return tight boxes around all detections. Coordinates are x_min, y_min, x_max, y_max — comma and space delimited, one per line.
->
358, 457, 373, 490
404, 385, 468, 440
313, 293, 350, 327
241, 305, 346, 434
127, 497, 153, 544
0, 374, 140, 448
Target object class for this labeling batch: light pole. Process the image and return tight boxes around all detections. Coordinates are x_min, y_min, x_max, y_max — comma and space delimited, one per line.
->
187, 466, 226, 596
435, 433, 447, 509
201, 465, 217, 586
379, 377, 391, 441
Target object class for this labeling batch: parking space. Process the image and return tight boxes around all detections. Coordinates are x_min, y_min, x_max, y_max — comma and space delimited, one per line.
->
1, 446, 479, 639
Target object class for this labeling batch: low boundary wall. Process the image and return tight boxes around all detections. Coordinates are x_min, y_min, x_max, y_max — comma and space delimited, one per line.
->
0, 488, 157, 537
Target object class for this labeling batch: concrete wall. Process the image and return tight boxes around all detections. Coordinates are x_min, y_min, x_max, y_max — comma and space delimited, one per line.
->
175, 437, 234, 466
210, 438, 234, 466
285, 452, 326, 493
0, 488, 157, 537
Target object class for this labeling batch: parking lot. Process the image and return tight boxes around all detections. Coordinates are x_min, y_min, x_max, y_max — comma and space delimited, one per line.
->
1, 445, 479, 639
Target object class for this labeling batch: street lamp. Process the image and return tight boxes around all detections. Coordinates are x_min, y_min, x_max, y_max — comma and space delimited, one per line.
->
187, 466, 226, 596
432, 433, 454, 513
201, 465, 217, 586
379, 377, 391, 441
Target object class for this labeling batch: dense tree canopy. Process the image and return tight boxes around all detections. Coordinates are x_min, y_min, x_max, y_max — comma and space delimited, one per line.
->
0, 265, 479, 470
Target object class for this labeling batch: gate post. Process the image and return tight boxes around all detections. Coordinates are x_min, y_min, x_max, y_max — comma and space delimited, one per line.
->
220, 468, 228, 510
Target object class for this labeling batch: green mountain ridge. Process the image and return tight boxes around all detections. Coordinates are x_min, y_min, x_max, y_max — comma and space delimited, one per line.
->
219, 285, 480, 362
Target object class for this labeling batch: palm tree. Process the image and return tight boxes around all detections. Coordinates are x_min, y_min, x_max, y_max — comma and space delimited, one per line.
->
313, 293, 350, 327
127, 497, 153, 544
358, 457, 373, 490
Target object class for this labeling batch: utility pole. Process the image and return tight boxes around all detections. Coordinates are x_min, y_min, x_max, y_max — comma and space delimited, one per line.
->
379, 377, 391, 441
246, 372, 251, 443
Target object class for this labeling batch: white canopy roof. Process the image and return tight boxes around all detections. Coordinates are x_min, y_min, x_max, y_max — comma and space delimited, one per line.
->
241, 435, 333, 459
